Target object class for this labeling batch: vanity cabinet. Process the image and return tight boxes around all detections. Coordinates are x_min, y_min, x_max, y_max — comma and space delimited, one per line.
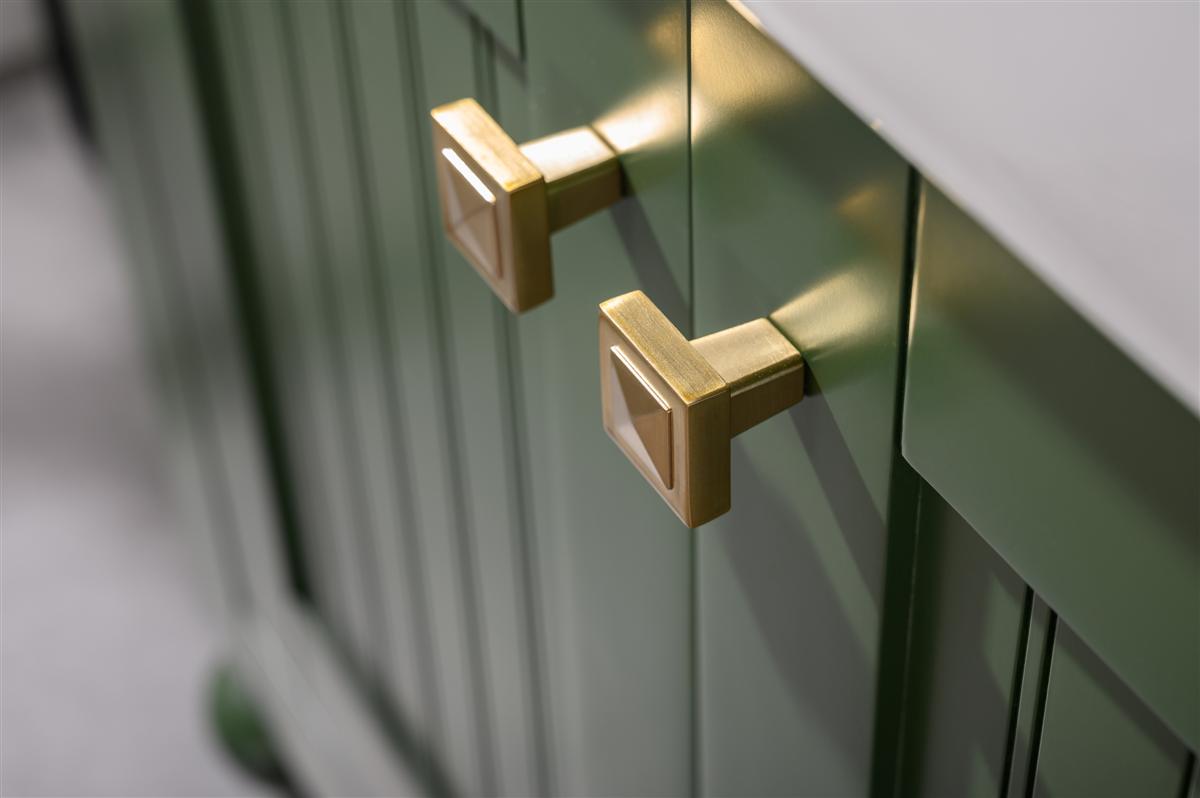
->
67, 1, 1197, 795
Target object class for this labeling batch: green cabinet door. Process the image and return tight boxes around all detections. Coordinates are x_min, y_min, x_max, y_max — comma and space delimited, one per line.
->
689, 2, 917, 794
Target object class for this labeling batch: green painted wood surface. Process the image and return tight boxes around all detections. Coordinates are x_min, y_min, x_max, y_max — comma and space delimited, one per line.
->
207, 0, 363, 663
341, 2, 484, 787
461, 0, 523, 59
287, 0, 412, 687
502, 2, 695, 794
689, 2, 917, 794
898, 483, 1028, 798
903, 182, 1200, 748
1003, 597, 1054, 798
1032, 623, 1192, 797
407, 2, 545, 793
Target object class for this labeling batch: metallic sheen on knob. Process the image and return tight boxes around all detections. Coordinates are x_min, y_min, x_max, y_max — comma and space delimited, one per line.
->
431, 98, 621, 313
599, 290, 805, 527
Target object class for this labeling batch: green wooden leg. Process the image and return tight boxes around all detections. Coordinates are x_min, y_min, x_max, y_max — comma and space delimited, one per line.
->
208, 663, 287, 788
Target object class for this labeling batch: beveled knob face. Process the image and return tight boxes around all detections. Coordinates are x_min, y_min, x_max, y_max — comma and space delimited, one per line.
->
431, 99, 552, 313
599, 291, 805, 528
431, 98, 620, 313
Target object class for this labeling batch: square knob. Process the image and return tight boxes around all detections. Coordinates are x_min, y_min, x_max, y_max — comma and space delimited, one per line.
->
431, 98, 620, 313
431, 98, 552, 312
599, 292, 732, 527
600, 291, 805, 527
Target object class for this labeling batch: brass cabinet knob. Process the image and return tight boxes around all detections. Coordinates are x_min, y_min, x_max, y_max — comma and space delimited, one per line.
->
431, 98, 621, 313
599, 291, 805, 527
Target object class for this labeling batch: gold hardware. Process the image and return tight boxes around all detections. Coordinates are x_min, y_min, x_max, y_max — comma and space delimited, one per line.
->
431, 98, 621, 313
599, 290, 805, 527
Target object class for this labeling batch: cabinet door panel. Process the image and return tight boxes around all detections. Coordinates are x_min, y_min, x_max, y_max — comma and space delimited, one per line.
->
690, 2, 914, 794
209, 0, 361, 658
286, 0, 410, 684
408, 2, 545, 794
900, 484, 1028, 797
504, 2, 694, 795
1033, 623, 1192, 798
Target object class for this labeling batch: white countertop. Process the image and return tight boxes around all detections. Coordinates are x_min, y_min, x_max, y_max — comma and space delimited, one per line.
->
742, 0, 1199, 414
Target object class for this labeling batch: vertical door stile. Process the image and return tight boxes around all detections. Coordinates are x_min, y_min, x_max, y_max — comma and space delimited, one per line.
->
279, 0, 389, 685
468, 20, 550, 797
490, 31, 556, 798
490, 35, 559, 797
216, 0, 355, 663
337, 0, 446, 765
333, 0, 429, 747
400, 2, 493, 793
1003, 595, 1055, 798
515, 3, 694, 795
181, 0, 314, 608
866, 165, 925, 798
205, 0, 335, 622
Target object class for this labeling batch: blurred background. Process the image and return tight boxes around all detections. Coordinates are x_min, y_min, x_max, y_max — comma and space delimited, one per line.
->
0, 1, 269, 793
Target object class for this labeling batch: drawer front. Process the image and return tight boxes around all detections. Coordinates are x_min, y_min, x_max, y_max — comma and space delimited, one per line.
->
903, 181, 1200, 747
690, 2, 916, 793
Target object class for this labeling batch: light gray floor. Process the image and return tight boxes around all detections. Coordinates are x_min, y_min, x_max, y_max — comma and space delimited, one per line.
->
1, 71, 270, 797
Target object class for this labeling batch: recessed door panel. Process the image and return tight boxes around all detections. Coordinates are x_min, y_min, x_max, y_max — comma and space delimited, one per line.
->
899, 484, 1028, 796
1033, 623, 1192, 798
408, 1, 546, 794
208, 0, 363, 660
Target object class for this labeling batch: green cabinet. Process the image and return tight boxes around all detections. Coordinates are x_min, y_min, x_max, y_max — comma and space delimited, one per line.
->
69, 1, 1198, 795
